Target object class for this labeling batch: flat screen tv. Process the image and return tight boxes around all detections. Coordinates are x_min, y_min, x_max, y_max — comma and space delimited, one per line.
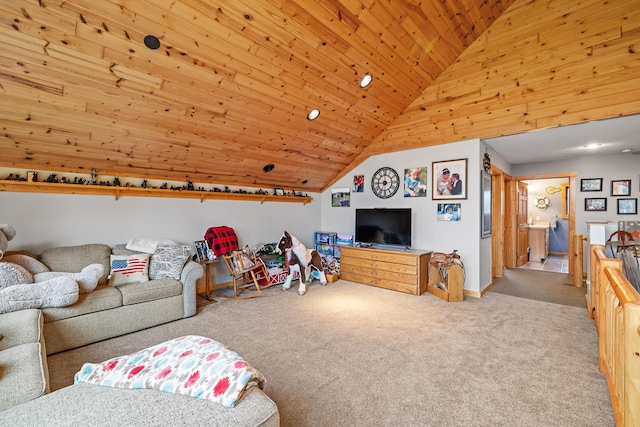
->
355, 208, 412, 248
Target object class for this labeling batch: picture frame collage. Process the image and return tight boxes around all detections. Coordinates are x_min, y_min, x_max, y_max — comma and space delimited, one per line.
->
338, 158, 472, 225
345, 158, 471, 201
341, 159, 470, 222
581, 177, 637, 215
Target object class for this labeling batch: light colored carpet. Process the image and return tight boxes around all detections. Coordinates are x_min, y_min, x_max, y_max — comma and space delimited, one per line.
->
48, 280, 613, 427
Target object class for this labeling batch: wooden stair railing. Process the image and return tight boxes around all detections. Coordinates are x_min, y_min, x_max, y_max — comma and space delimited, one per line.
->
590, 244, 640, 427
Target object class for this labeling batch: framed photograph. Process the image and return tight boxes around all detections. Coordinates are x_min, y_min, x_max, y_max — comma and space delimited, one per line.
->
611, 180, 631, 196
274, 188, 284, 196
353, 175, 364, 192
580, 178, 602, 192
437, 203, 461, 221
403, 166, 427, 197
331, 187, 351, 207
481, 171, 492, 237
584, 198, 607, 212
617, 198, 637, 215
432, 158, 467, 200
194, 240, 209, 262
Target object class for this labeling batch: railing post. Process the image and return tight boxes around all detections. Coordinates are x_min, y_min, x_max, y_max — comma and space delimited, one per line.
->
573, 234, 586, 287
623, 302, 640, 427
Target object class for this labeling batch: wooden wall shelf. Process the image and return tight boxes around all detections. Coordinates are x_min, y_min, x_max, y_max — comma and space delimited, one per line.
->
0, 180, 313, 204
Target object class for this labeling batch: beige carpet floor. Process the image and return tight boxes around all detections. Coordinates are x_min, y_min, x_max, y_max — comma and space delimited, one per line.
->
48, 280, 613, 426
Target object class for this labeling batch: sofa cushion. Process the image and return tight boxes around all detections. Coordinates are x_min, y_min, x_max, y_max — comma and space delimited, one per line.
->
108, 253, 150, 286
41, 285, 122, 323
0, 309, 49, 412
111, 244, 141, 256
118, 278, 182, 305
0, 382, 280, 427
40, 244, 111, 285
0, 342, 49, 411
149, 245, 191, 280
0, 309, 42, 351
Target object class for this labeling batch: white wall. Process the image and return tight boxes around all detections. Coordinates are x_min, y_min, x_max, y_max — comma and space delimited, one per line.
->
513, 154, 640, 237
0, 190, 322, 281
320, 139, 487, 294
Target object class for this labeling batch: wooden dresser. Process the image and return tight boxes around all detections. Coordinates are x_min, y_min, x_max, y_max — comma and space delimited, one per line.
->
339, 246, 431, 295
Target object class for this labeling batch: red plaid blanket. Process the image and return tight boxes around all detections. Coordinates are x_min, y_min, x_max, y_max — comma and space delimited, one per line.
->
205, 226, 239, 256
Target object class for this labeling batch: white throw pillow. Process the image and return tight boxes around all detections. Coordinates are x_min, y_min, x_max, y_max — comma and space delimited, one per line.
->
125, 238, 177, 254
109, 254, 150, 286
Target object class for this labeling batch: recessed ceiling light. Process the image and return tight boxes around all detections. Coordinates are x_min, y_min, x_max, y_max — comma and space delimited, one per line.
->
144, 35, 160, 50
307, 109, 320, 121
621, 148, 632, 153
359, 73, 372, 88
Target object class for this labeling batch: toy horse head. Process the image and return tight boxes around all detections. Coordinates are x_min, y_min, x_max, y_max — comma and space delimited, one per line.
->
276, 231, 294, 255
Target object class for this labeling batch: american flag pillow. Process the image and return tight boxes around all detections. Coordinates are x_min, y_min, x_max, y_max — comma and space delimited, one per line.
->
108, 253, 150, 286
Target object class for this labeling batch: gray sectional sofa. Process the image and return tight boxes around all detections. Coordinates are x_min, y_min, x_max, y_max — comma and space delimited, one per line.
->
37, 243, 203, 355
0, 243, 280, 426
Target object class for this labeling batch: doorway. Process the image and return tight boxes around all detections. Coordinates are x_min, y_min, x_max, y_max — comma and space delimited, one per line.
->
517, 177, 571, 273
496, 171, 577, 278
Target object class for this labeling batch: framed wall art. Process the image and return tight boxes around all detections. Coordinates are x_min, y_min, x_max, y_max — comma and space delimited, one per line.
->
432, 158, 467, 200
403, 166, 427, 197
611, 180, 631, 196
437, 203, 461, 221
617, 198, 637, 215
331, 187, 351, 207
580, 178, 602, 192
353, 175, 364, 192
584, 198, 607, 212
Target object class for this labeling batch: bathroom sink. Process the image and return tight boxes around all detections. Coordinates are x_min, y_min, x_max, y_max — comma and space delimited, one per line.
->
529, 222, 550, 229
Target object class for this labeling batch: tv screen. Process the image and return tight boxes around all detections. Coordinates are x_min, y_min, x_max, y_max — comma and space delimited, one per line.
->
355, 208, 412, 248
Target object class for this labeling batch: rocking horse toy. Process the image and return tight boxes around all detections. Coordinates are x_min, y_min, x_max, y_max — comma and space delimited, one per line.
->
276, 231, 327, 295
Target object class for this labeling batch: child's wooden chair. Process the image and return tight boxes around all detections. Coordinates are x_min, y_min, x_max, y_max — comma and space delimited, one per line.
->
219, 247, 266, 299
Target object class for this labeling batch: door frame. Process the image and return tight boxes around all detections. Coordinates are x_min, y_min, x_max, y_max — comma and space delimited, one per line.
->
490, 165, 506, 277
501, 171, 577, 276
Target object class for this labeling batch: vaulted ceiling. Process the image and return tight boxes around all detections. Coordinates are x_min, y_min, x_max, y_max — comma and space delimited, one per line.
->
0, 0, 638, 192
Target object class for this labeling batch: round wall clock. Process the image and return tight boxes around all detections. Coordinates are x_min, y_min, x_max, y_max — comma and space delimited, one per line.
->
371, 167, 400, 199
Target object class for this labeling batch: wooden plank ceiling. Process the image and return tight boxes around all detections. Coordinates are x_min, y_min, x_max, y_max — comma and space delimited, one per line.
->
0, 0, 638, 193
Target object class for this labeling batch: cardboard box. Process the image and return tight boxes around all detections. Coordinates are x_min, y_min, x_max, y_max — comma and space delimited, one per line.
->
326, 273, 339, 283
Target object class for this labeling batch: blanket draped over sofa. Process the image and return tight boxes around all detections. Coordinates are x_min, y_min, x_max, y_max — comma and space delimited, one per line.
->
74, 335, 266, 408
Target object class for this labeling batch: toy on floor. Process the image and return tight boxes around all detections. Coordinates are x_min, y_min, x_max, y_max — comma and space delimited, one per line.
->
276, 231, 327, 296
